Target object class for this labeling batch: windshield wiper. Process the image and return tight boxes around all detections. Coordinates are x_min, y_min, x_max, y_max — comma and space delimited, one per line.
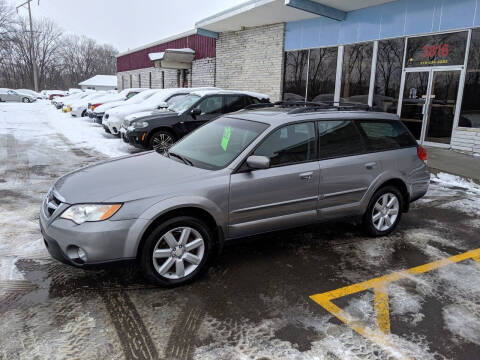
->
168, 151, 194, 166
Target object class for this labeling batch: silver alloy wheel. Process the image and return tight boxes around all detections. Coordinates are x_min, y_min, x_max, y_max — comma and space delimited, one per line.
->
152, 133, 173, 152
152, 226, 205, 280
372, 193, 399, 232
23, 97, 30, 103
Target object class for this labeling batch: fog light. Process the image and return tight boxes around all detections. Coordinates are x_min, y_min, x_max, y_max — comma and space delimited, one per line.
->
77, 247, 88, 262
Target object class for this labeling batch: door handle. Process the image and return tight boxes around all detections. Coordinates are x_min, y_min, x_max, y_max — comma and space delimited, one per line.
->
365, 162, 377, 170
299, 172, 313, 181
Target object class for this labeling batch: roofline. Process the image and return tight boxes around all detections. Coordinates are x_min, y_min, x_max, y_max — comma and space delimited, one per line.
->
195, 0, 274, 29
116, 29, 197, 58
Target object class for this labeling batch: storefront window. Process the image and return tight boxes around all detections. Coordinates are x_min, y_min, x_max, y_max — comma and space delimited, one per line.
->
283, 50, 308, 101
307, 47, 337, 102
373, 38, 404, 113
341, 42, 373, 104
406, 32, 467, 68
460, 29, 480, 128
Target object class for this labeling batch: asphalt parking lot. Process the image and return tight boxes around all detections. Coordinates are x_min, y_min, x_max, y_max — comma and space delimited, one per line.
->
1, 103, 480, 359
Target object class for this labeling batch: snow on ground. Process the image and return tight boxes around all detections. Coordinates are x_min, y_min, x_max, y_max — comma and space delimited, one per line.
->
1, 101, 136, 158
1, 102, 480, 359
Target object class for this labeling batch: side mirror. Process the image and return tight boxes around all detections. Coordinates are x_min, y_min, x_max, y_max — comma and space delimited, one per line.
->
157, 102, 168, 109
191, 108, 201, 116
246, 155, 270, 170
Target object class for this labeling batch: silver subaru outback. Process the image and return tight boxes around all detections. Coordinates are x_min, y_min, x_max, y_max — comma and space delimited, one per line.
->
40, 103, 430, 286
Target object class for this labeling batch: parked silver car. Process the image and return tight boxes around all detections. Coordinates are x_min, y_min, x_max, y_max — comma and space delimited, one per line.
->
0, 89, 36, 103
40, 103, 430, 286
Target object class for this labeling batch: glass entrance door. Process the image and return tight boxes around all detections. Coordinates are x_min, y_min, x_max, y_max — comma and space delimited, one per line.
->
400, 71, 430, 140
424, 70, 461, 144
399, 69, 461, 145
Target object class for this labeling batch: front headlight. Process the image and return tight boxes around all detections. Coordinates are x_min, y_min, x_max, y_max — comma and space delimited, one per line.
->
132, 121, 148, 128
60, 204, 122, 224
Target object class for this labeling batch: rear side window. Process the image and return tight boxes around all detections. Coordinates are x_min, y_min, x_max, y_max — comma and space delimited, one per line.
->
223, 95, 245, 113
318, 120, 365, 159
357, 120, 417, 151
254, 122, 317, 166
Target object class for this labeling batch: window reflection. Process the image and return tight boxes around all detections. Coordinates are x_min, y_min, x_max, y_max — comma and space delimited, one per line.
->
460, 29, 480, 129
341, 43, 373, 104
283, 50, 308, 101
374, 38, 404, 113
308, 48, 337, 102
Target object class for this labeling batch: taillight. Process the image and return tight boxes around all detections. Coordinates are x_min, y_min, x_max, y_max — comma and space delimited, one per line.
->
92, 103, 102, 111
417, 145, 427, 163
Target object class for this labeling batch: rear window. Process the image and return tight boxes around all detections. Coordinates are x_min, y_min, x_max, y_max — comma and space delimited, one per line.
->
357, 120, 417, 151
318, 120, 366, 159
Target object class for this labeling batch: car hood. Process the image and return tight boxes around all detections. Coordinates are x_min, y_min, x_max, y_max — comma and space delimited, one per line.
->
95, 100, 126, 113
128, 110, 177, 124
54, 151, 212, 203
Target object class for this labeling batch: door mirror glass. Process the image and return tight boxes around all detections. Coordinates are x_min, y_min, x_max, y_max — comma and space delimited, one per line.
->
246, 155, 270, 170
191, 108, 202, 116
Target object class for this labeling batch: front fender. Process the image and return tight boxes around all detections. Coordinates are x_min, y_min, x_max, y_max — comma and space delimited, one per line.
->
123, 196, 227, 258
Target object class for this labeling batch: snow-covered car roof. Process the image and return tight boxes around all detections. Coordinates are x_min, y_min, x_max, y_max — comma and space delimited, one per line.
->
189, 89, 270, 100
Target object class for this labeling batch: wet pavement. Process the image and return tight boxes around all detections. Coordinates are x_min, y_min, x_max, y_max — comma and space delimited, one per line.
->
1, 103, 480, 359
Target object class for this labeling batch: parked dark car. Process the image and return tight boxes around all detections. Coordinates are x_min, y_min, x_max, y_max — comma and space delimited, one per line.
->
122, 90, 270, 151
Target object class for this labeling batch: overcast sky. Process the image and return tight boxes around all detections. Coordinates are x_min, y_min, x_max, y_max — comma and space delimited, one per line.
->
8, 0, 245, 52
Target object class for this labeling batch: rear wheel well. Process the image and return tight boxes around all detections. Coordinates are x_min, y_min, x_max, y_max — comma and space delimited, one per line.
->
377, 179, 410, 212
136, 207, 219, 260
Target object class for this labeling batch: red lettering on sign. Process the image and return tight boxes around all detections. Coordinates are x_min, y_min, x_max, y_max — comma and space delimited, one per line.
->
421, 44, 449, 58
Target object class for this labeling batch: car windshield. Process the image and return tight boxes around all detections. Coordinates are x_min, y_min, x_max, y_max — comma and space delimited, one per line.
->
168, 94, 200, 113
168, 117, 269, 170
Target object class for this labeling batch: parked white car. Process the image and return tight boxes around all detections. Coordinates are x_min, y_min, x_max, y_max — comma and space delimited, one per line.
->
87, 88, 148, 121
103, 87, 217, 135
56, 92, 88, 110
70, 92, 107, 117
92, 89, 158, 124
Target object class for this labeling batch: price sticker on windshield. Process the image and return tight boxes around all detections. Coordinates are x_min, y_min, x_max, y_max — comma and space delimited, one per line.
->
221, 126, 231, 151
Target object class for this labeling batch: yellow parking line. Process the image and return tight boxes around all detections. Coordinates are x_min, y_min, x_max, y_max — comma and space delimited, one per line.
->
374, 284, 391, 334
310, 248, 480, 359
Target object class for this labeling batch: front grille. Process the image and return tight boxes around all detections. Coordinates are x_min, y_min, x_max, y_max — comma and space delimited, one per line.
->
44, 190, 62, 218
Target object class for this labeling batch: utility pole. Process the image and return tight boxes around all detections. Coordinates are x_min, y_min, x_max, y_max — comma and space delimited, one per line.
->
16, 0, 39, 92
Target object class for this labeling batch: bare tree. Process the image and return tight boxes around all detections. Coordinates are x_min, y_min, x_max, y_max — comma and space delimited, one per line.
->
0, 10, 117, 90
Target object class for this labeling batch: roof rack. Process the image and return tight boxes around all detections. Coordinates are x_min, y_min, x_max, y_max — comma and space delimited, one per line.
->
287, 101, 373, 114
243, 100, 374, 113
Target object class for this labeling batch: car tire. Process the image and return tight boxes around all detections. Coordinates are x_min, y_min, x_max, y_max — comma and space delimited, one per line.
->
22, 97, 30, 103
140, 216, 214, 287
363, 185, 403, 237
149, 130, 175, 152
81, 110, 87, 117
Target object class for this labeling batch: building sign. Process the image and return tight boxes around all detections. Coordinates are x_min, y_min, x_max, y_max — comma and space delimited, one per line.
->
406, 32, 468, 67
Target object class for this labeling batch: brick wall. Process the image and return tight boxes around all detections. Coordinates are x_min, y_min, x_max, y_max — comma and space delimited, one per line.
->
117, 67, 180, 90
451, 128, 480, 156
192, 58, 216, 87
215, 23, 285, 101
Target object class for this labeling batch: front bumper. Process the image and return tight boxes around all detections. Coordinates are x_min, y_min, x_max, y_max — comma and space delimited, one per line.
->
124, 129, 149, 149
93, 113, 104, 124
40, 211, 137, 267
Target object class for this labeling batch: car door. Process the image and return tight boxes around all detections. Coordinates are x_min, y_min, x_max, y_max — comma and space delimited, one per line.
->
186, 95, 224, 132
317, 120, 381, 219
6, 90, 17, 102
229, 122, 320, 238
